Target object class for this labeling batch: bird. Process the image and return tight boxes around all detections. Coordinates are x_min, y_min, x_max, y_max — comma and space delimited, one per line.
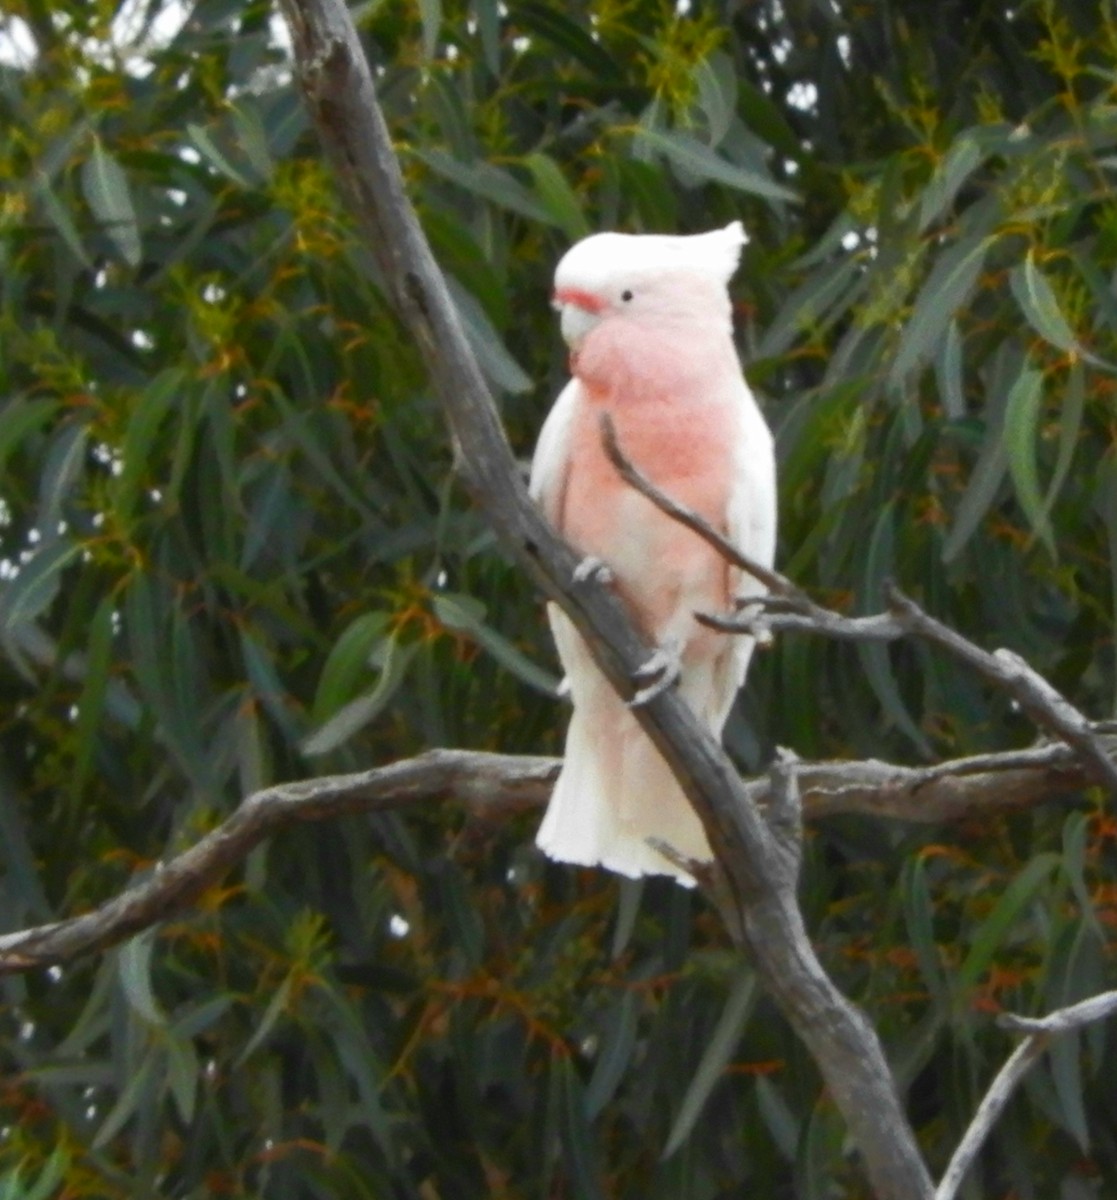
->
529, 221, 777, 885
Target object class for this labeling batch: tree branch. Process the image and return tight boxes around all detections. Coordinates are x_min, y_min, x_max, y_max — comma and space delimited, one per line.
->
0, 737, 1098, 977
601, 415, 1117, 793
935, 990, 1117, 1200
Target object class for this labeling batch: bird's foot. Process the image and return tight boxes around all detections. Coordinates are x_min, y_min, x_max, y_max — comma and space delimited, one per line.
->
629, 640, 682, 707
573, 556, 614, 586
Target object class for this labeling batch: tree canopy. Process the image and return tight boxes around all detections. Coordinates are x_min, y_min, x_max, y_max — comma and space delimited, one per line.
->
2, 0, 1117, 1196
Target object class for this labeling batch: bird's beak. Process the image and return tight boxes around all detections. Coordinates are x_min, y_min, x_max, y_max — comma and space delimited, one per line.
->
553, 288, 605, 349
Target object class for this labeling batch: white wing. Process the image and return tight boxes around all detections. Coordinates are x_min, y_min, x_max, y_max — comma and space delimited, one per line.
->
724, 379, 778, 686
528, 378, 580, 524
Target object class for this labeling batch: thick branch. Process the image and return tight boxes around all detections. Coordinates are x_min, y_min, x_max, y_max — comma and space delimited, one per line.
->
0, 738, 1096, 976
935, 990, 1117, 1200
0, 751, 556, 973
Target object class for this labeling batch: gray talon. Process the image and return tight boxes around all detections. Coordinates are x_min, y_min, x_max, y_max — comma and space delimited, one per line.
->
628, 644, 682, 707
573, 556, 614, 585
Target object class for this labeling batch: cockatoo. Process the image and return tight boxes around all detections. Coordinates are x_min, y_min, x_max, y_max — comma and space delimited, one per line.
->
529, 221, 776, 885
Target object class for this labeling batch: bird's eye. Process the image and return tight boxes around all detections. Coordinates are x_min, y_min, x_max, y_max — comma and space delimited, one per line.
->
621, 289, 634, 302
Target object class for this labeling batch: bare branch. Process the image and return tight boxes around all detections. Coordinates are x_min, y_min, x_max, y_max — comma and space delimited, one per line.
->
0, 739, 1095, 977
0, 735, 1099, 977
598, 419, 1117, 793
996, 989, 1117, 1035
0, 751, 555, 975
935, 990, 1117, 1200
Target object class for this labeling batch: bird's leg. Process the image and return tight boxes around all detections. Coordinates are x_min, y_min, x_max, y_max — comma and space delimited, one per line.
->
629, 638, 683, 707
573, 555, 614, 586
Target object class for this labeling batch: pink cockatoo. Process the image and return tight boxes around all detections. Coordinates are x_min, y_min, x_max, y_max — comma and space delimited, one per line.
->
530, 221, 777, 885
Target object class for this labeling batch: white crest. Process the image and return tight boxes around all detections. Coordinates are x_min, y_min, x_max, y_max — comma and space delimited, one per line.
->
555, 221, 747, 295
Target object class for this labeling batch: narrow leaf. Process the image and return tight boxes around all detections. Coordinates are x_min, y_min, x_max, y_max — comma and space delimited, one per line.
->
585, 990, 639, 1117
662, 968, 757, 1157
891, 236, 992, 382
1003, 365, 1054, 555
958, 853, 1060, 994
554, 1056, 606, 1200
418, 0, 442, 59
523, 152, 589, 241
432, 591, 560, 694
301, 636, 418, 755
1010, 253, 1079, 353
117, 930, 165, 1027
187, 122, 251, 187
81, 140, 142, 267
637, 128, 799, 204
311, 611, 393, 723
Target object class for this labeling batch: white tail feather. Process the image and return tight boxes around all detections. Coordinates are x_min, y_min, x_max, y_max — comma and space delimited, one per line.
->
537, 606, 746, 885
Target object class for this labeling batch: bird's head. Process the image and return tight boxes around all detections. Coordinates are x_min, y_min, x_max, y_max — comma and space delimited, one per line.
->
551, 221, 747, 350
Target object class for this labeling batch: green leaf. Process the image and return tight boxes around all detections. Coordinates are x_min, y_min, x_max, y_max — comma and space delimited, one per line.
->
554, 1055, 606, 1200
693, 50, 736, 146
1050, 1029, 1090, 1152
1044, 359, 1085, 522
187, 121, 251, 187
958, 853, 1060, 995
166, 1033, 200, 1124
934, 319, 966, 420
636, 127, 799, 204
755, 1076, 799, 1161
585, 990, 639, 1117
1003, 365, 1054, 555
13, 1146, 69, 1200
302, 635, 419, 755
523, 152, 589, 241
112, 368, 183, 526
36, 175, 91, 267
0, 766, 52, 920
1010, 253, 1079, 354
891, 235, 993, 382
432, 591, 560, 695
942, 428, 1009, 564
0, 540, 81, 636
902, 856, 948, 1008
93, 1050, 159, 1148
663, 967, 757, 1157
413, 149, 551, 222
857, 505, 932, 755
446, 276, 533, 395
311, 611, 393, 724
237, 974, 293, 1065
418, 0, 442, 59
510, 2, 620, 79
117, 930, 165, 1026
70, 593, 117, 798
81, 139, 142, 267
919, 132, 987, 231
0, 397, 56, 476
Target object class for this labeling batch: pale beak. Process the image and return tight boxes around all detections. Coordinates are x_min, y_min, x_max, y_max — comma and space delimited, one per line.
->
553, 288, 605, 349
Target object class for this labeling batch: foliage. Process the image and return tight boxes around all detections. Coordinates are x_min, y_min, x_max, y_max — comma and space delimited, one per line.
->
1, 0, 1116, 1196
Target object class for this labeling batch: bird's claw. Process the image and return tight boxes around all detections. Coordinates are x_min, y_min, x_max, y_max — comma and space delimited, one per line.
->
573, 556, 614, 586
628, 643, 682, 707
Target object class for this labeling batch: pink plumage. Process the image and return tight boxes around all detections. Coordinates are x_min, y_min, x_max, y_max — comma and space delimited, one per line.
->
531, 222, 777, 885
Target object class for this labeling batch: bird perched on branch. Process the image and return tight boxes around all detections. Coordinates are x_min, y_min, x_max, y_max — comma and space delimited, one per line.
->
530, 222, 777, 885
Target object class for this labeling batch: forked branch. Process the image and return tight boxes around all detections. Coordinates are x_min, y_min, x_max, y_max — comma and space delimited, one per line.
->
935, 991, 1117, 1200
600, 414, 1117, 793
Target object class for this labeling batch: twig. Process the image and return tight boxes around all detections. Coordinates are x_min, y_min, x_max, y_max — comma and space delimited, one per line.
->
598, 417, 1117, 794
934, 990, 1117, 1200
599, 412, 791, 597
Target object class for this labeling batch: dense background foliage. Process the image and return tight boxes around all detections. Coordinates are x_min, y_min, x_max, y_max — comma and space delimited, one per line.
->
1, 0, 1117, 1195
